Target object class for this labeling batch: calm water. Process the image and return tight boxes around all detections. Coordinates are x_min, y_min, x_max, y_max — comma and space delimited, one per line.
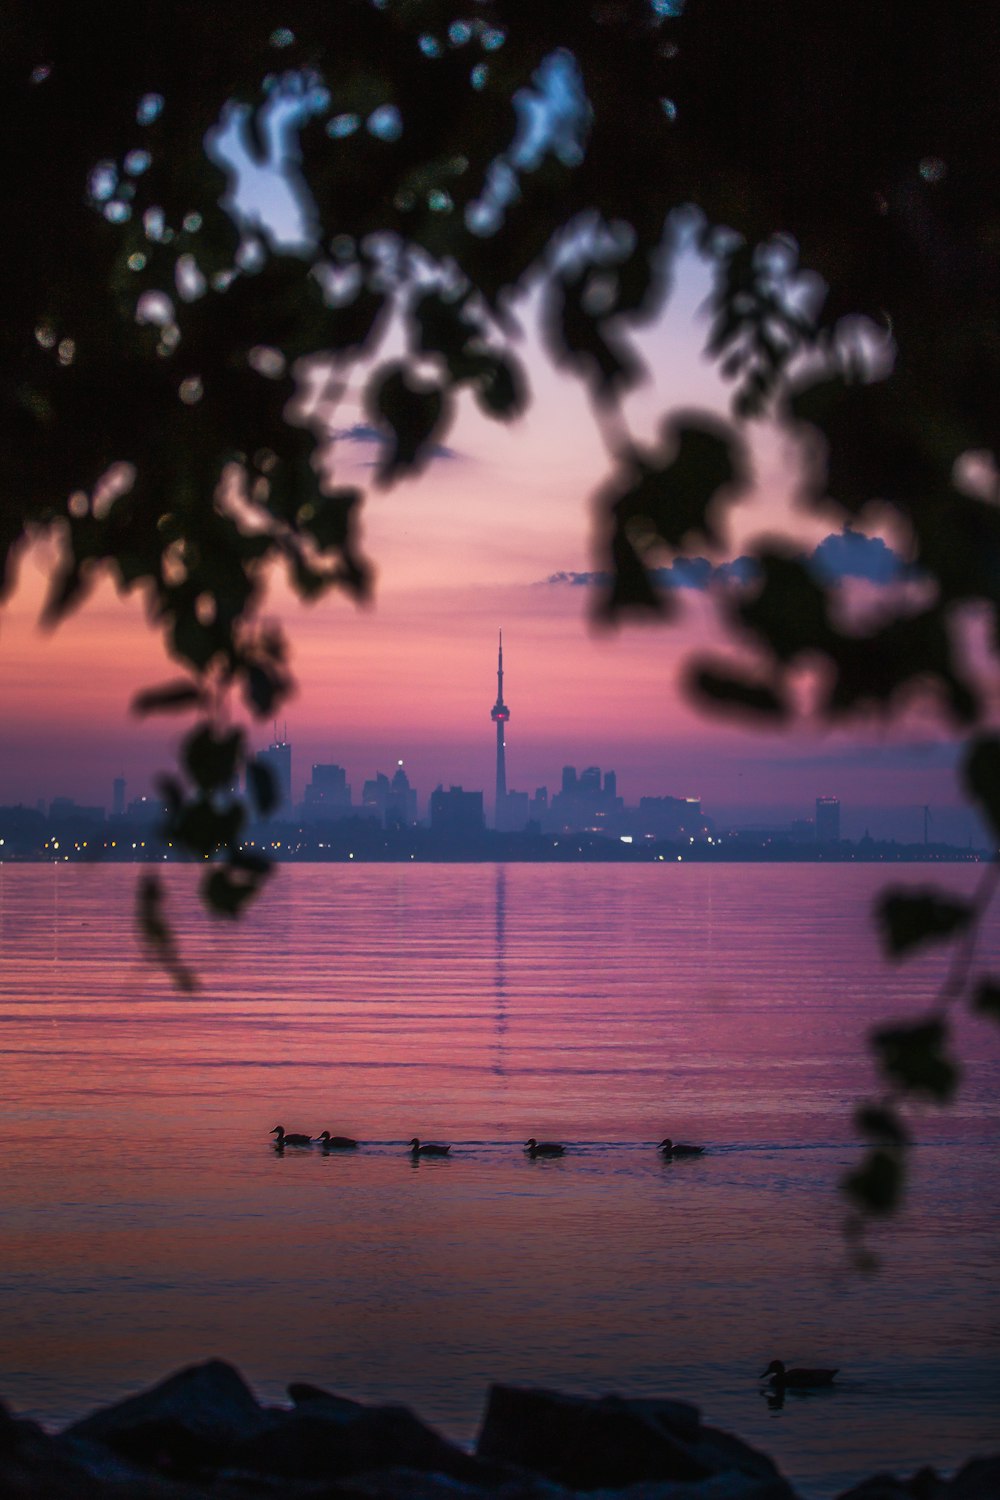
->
0, 862, 997, 1498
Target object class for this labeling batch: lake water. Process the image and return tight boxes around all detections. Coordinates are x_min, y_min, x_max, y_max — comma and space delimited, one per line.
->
0, 862, 997, 1498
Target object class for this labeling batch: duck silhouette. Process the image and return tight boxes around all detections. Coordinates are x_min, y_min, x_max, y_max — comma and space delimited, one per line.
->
760, 1360, 838, 1390
658, 1138, 704, 1157
271, 1125, 312, 1147
524, 1138, 565, 1157
315, 1132, 358, 1150
409, 1138, 450, 1156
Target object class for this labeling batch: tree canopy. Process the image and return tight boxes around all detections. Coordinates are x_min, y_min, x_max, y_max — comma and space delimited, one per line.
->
4, 0, 1000, 1238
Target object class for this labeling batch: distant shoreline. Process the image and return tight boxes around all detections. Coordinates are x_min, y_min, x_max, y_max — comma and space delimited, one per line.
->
0, 844, 986, 866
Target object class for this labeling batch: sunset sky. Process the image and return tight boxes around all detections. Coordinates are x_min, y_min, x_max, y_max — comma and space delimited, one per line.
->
0, 236, 969, 841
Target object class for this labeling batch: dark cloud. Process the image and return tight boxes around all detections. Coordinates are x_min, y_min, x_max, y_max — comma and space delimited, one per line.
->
541, 530, 913, 590
541, 557, 756, 589
809, 528, 916, 584
332, 423, 461, 462
544, 569, 612, 587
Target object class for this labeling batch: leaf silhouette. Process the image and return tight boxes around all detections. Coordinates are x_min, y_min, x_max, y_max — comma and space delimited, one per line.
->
688, 662, 787, 720
877, 889, 973, 958
132, 680, 206, 716
842, 1148, 904, 1217
962, 735, 1000, 844
368, 363, 451, 483
871, 1019, 960, 1102
973, 980, 1000, 1024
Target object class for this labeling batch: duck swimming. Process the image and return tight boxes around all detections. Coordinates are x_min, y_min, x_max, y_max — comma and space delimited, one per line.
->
658, 1138, 704, 1157
524, 1138, 565, 1157
315, 1132, 358, 1150
409, 1138, 450, 1156
271, 1125, 312, 1147
760, 1360, 838, 1389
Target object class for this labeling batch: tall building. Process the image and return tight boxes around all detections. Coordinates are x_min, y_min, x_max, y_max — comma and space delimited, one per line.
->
430, 785, 485, 837
255, 729, 292, 812
816, 795, 841, 842
112, 776, 126, 818
490, 630, 510, 827
360, 762, 418, 827
388, 761, 418, 826
549, 765, 623, 832
304, 763, 351, 812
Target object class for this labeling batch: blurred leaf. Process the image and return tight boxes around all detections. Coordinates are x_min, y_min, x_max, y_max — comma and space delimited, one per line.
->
962, 735, 1000, 844
855, 1102, 911, 1147
324, 284, 388, 355
182, 724, 244, 793
737, 551, 833, 663
367, 362, 450, 484
871, 1019, 961, 1102
824, 610, 977, 724
688, 662, 787, 719
202, 858, 271, 918
247, 759, 278, 816
973, 979, 1000, 1024
621, 416, 746, 553
132, 680, 206, 716
790, 378, 950, 517
544, 265, 640, 400
473, 352, 527, 421
42, 561, 91, 626
410, 288, 479, 367
602, 415, 747, 617
230, 849, 270, 877
171, 797, 244, 857
842, 1147, 904, 1217
136, 872, 196, 992
244, 661, 286, 716
171, 612, 220, 672
597, 531, 670, 619
300, 488, 362, 553
876, 888, 973, 958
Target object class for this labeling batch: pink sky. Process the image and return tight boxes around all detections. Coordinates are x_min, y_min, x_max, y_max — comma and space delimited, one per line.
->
0, 260, 971, 840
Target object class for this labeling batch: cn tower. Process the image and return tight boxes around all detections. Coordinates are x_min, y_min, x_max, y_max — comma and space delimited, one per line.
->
491, 630, 510, 824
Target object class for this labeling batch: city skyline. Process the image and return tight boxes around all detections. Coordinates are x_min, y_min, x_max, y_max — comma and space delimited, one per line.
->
0, 223, 970, 846
0, 625, 977, 845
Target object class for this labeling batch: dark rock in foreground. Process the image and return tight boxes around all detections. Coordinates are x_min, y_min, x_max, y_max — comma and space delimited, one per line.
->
476, 1385, 786, 1496
67, 1357, 274, 1476
1, 1361, 997, 1500
837, 1456, 1000, 1500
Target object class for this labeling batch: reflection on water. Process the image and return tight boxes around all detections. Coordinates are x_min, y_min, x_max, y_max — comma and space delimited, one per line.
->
0, 863, 997, 1499
494, 864, 507, 1078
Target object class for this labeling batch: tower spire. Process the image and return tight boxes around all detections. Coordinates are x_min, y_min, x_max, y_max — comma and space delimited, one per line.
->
490, 629, 510, 825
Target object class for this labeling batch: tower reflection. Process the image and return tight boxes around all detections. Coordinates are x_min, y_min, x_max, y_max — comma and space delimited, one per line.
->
493, 863, 507, 1079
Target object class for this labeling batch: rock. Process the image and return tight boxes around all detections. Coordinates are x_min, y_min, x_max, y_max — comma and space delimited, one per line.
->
230, 1400, 488, 1485
288, 1382, 366, 1415
476, 1386, 713, 1490
835, 1470, 946, 1499
327, 1467, 570, 1500
0, 1405, 203, 1498
945, 1456, 1000, 1500
691, 1426, 795, 1496
66, 1359, 274, 1477
586, 1473, 798, 1499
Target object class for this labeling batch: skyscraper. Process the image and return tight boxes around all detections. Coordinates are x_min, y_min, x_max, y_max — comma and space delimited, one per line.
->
256, 728, 292, 812
490, 630, 509, 826
815, 795, 841, 842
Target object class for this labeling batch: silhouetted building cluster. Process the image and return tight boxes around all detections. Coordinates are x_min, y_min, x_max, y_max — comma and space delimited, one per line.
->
0, 643, 880, 862
429, 786, 485, 837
